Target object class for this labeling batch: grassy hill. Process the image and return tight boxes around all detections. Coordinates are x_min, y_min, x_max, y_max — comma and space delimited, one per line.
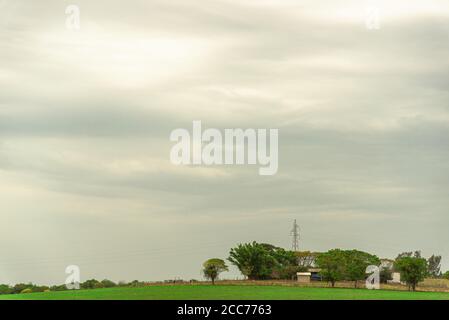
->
1, 285, 449, 300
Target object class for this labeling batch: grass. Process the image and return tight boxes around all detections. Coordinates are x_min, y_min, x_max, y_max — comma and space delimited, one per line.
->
1, 285, 449, 300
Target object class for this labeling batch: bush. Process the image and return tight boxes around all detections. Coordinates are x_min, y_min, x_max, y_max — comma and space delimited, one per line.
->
129, 280, 145, 287
33, 286, 49, 293
81, 279, 103, 290
118, 281, 129, 287
20, 288, 33, 294
443, 271, 449, 280
12, 283, 31, 294
50, 284, 68, 291
101, 279, 117, 288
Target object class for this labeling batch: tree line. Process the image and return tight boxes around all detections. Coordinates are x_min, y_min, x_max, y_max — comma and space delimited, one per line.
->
1, 243, 447, 295
0, 279, 146, 295
202, 242, 448, 291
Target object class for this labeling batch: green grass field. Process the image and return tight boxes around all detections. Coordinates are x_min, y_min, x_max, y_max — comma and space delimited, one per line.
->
1, 285, 449, 300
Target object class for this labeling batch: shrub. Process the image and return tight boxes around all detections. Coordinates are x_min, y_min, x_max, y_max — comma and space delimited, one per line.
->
12, 283, 31, 294
101, 279, 117, 288
20, 288, 33, 294
81, 279, 103, 290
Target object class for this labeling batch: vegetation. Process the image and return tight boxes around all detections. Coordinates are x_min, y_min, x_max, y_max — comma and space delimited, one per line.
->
343, 250, 380, 288
394, 256, 428, 291
0, 279, 124, 296
315, 249, 346, 287
427, 255, 442, 278
0, 242, 445, 298
202, 259, 228, 285
228, 242, 303, 280
295, 251, 319, 268
0, 285, 448, 300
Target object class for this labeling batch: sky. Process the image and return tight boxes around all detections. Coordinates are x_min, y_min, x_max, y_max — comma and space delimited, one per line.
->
0, 0, 448, 285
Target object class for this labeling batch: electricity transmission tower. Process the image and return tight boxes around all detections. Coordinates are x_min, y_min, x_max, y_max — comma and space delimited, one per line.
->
291, 219, 300, 251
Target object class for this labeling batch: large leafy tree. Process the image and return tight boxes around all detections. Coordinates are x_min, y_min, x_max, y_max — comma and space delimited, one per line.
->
202, 259, 228, 285
394, 256, 427, 291
343, 250, 381, 288
269, 246, 303, 280
316, 249, 346, 287
228, 242, 296, 280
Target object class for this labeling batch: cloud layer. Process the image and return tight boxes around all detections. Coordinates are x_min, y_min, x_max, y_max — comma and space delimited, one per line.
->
0, 0, 448, 284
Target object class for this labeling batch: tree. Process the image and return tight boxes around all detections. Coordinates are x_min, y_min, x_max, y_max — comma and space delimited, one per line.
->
295, 251, 319, 268
269, 247, 299, 279
343, 250, 380, 288
427, 255, 442, 278
272, 265, 308, 280
396, 251, 422, 259
228, 242, 277, 280
228, 242, 300, 280
81, 279, 103, 290
380, 268, 393, 284
443, 271, 449, 280
316, 249, 346, 287
394, 256, 427, 291
0, 284, 12, 295
12, 283, 31, 294
202, 259, 228, 285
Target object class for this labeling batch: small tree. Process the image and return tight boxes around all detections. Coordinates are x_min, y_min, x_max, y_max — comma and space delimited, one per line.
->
316, 249, 346, 287
394, 256, 427, 291
427, 255, 442, 278
203, 259, 228, 285
344, 250, 380, 288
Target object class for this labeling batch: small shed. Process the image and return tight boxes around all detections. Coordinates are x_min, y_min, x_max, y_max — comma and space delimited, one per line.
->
297, 272, 312, 283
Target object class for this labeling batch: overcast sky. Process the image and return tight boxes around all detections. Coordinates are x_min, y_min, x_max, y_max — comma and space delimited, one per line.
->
0, 0, 448, 285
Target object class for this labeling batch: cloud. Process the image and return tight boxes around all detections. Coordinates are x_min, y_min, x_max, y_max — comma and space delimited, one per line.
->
0, 0, 448, 284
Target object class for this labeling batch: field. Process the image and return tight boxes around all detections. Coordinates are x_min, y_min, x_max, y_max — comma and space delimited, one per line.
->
1, 285, 449, 300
